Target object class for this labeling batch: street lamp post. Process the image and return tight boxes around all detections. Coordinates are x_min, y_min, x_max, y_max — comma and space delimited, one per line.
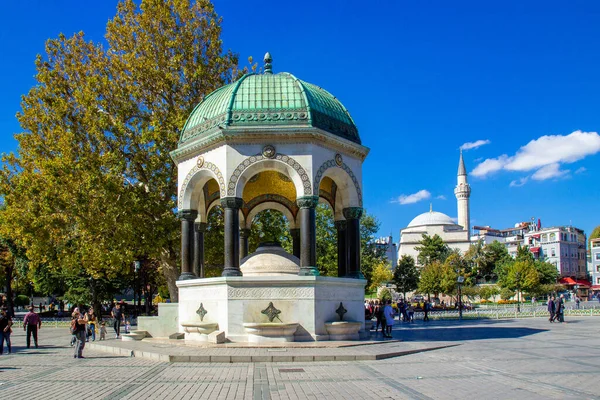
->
134, 261, 141, 317
457, 276, 465, 321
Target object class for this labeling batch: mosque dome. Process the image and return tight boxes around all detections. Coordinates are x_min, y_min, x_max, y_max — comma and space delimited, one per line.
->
407, 210, 456, 228
179, 53, 360, 146
240, 242, 300, 276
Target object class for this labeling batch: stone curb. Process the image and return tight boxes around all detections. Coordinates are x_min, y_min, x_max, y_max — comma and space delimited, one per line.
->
87, 341, 454, 363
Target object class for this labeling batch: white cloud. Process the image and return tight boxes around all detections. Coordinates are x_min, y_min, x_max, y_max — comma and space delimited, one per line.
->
393, 190, 431, 205
531, 163, 570, 181
471, 131, 600, 181
435, 195, 446, 200
575, 167, 587, 174
460, 139, 491, 151
509, 177, 529, 187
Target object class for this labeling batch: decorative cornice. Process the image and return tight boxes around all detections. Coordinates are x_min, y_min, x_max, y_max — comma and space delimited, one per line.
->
220, 197, 244, 209
170, 127, 370, 164
178, 209, 198, 220
296, 196, 320, 209
343, 207, 363, 220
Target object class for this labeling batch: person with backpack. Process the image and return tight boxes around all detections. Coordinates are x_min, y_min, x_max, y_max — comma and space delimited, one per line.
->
72, 309, 88, 358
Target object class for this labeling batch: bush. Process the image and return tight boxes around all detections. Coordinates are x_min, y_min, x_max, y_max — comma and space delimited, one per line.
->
500, 288, 514, 301
378, 287, 392, 302
498, 299, 518, 304
14, 295, 30, 307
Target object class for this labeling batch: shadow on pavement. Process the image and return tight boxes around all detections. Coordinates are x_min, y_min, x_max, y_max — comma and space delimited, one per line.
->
390, 326, 548, 342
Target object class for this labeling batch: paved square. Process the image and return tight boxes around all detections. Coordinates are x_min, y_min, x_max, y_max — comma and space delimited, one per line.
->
1, 317, 599, 399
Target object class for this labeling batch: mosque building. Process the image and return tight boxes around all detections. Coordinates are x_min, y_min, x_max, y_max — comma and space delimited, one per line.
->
398, 152, 472, 265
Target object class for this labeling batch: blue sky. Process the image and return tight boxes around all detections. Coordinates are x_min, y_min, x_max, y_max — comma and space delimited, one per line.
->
1, 1, 599, 240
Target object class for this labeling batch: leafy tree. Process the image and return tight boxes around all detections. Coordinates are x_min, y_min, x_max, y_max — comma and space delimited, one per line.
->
465, 239, 491, 277
515, 244, 534, 263
0, 0, 241, 302
369, 261, 393, 292
483, 240, 511, 281
248, 210, 292, 253
589, 225, 600, 247
478, 286, 498, 301
461, 286, 480, 302
500, 287, 514, 301
415, 234, 449, 266
534, 260, 558, 285
360, 211, 386, 288
418, 261, 444, 298
500, 260, 539, 308
315, 204, 338, 277
393, 255, 419, 300
377, 287, 392, 302
204, 206, 224, 278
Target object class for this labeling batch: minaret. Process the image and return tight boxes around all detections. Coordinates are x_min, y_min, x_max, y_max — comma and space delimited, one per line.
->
454, 150, 471, 233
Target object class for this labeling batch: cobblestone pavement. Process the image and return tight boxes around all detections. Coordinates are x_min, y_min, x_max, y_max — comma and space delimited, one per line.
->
0, 317, 599, 399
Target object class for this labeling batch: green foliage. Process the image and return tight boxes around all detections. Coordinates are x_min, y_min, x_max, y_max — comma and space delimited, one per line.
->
393, 255, 419, 299
204, 206, 224, 277
534, 260, 559, 285
500, 287, 514, 300
369, 261, 393, 292
249, 210, 292, 253
14, 295, 30, 307
316, 204, 337, 277
479, 285, 500, 301
0, 0, 241, 301
415, 234, 449, 266
360, 211, 385, 288
460, 286, 480, 301
378, 287, 392, 302
589, 225, 600, 247
515, 244, 534, 263
418, 261, 444, 296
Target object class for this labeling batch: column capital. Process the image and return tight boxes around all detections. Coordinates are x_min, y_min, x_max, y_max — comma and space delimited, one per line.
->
220, 197, 244, 209
343, 207, 363, 220
334, 220, 347, 231
194, 222, 207, 232
239, 228, 251, 238
178, 209, 198, 221
296, 196, 319, 209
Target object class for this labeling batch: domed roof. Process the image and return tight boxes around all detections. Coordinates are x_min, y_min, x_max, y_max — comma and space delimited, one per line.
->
407, 210, 456, 228
179, 54, 360, 146
240, 242, 300, 276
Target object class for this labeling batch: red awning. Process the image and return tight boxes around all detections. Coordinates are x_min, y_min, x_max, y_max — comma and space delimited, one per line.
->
559, 277, 591, 287
591, 285, 600, 290
530, 247, 540, 253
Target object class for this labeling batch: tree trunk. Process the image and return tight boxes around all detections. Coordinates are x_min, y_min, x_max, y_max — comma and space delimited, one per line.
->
160, 247, 179, 303
5, 262, 14, 317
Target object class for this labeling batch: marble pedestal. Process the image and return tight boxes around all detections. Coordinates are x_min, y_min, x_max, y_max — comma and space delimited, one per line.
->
177, 276, 366, 342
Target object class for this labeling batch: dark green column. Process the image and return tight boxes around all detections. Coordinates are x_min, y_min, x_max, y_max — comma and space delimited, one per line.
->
343, 207, 364, 279
178, 209, 198, 281
193, 222, 206, 278
297, 196, 320, 276
290, 228, 300, 259
334, 220, 347, 277
222, 197, 243, 277
239, 228, 250, 264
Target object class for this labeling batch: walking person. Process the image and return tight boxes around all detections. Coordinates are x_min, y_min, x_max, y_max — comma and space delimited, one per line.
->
0, 308, 13, 354
86, 307, 98, 342
72, 309, 88, 358
374, 301, 383, 333
383, 300, 395, 338
548, 296, 555, 323
423, 300, 430, 322
23, 306, 42, 349
111, 303, 124, 339
575, 296, 580, 309
554, 294, 565, 323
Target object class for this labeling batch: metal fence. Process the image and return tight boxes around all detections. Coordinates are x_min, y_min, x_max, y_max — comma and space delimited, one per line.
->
10, 317, 138, 328
412, 307, 600, 321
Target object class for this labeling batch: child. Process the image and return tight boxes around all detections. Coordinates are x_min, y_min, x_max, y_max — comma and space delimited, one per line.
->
99, 321, 107, 341
124, 320, 131, 334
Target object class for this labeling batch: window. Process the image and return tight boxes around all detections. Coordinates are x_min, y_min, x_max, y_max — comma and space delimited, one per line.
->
597, 277, 600, 285
596, 253, 600, 261
550, 233, 556, 241
551, 248, 556, 257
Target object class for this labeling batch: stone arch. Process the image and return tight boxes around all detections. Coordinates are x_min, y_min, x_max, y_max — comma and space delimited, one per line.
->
245, 202, 296, 230
178, 162, 226, 222
227, 153, 312, 199
313, 158, 362, 208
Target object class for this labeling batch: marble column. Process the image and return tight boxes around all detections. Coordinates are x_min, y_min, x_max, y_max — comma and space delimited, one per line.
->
239, 228, 250, 264
334, 220, 347, 277
290, 228, 301, 259
343, 207, 364, 279
178, 209, 198, 280
222, 197, 244, 277
297, 196, 320, 276
193, 222, 207, 278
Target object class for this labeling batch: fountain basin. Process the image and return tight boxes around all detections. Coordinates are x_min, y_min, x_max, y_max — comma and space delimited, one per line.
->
243, 322, 299, 343
325, 321, 362, 340
181, 321, 219, 341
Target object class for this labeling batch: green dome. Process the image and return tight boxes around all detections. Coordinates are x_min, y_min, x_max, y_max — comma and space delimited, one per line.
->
179, 72, 360, 145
